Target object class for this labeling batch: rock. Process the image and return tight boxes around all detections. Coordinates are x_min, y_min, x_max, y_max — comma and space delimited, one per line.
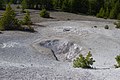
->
104, 25, 109, 29
65, 43, 82, 61
94, 26, 97, 28
40, 39, 82, 61
63, 28, 70, 32
67, 18, 70, 20
0, 32, 2, 34
31, 64, 33, 66
20, 65, 25, 67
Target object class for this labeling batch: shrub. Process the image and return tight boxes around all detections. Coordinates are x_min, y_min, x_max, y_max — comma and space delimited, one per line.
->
27, 25, 35, 32
109, 9, 115, 19
104, 7, 109, 19
21, 0, 27, 12
0, 18, 4, 31
40, 9, 50, 18
109, 1, 119, 19
96, 7, 105, 18
115, 55, 120, 68
16, 5, 20, 9
114, 21, 120, 29
73, 51, 95, 68
62, 0, 70, 12
21, 11, 35, 32
0, 4, 34, 32
23, 10, 32, 25
0, 3, 21, 30
104, 25, 109, 29
117, 13, 120, 20
0, 0, 5, 10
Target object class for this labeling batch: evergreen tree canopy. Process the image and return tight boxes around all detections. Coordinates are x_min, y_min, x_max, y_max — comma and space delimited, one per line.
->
21, 0, 27, 12
0, 0, 5, 10
1, 0, 120, 19
0, 3, 20, 30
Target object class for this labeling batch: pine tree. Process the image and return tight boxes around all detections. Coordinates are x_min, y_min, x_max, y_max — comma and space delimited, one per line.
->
40, 9, 50, 18
109, 8, 115, 19
70, 0, 80, 13
0, 0, 5, 10
88, 0, 98, 15
52, 0, 58, 9
109, 1, 119, 19
52, 0, 63, 9
0, 3, 20, 30
23, 10, 32, 25
21, 0, 27, 12
22, 10, 34, 32
62, 0, 70, 12
117, 13, 120, 20
10, 0, 14, 4
104, 7, 109, 19
97, 7, 105, 18
73, 51, 95, 68
27, 0, 34, 9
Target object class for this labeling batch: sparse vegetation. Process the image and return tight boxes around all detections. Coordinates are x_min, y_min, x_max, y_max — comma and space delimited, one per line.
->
61, 0, 70, 12
96, 7, 105, 18
0, 4, 34, 32
115, 55, 120, 68
114, 21, 120, 29
22, 10, 35, 32
18, 10, 34, 32
109, 1, 119, 19
0, 3, 21, 30
23, 10, 32, 25
117, 13, 120, 20
21, 0, 27, 13
16, 5, 20, 9
0, 0, 5, 10
40, 9, 50, 18
73, 51, 95, 68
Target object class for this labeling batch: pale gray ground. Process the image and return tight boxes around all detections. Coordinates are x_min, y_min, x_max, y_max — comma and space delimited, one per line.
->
0, 20, 120, 80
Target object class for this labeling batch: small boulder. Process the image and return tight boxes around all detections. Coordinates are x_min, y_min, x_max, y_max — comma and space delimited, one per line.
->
63, 28, 70, 32
104, 25, 109, 29
0, 32, 2, 34
94, 26, 97, 28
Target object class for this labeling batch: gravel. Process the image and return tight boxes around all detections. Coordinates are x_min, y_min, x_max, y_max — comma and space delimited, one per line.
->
0, 20, 120, 80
